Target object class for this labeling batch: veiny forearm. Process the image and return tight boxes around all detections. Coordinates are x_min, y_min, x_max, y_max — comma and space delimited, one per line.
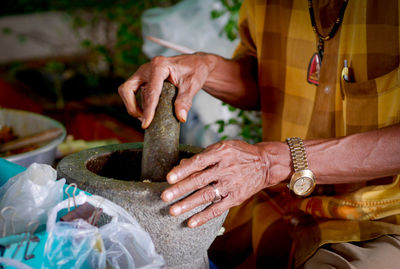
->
258, 124, 400, 187
202, 54, 260, 110
305, 124, 400, 184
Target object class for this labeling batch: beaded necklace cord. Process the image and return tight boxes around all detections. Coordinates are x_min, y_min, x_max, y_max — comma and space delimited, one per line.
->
308, 0, 349, 60
306, 0, 349, 85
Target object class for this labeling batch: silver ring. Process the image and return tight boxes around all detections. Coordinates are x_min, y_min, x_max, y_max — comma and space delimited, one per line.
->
211, 184, 222, 203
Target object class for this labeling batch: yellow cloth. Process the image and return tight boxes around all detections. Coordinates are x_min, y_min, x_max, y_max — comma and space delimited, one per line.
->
211, 0, 400, 268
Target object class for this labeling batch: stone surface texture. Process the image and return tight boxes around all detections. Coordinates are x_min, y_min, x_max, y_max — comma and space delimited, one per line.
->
141, 82, 180, 182
57, 143, 228, 269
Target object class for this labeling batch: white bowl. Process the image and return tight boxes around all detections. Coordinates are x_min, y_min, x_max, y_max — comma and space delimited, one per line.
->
1, 108, 66, 167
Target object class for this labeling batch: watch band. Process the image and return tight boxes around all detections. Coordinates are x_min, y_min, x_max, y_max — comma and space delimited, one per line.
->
286, 137, 309, 172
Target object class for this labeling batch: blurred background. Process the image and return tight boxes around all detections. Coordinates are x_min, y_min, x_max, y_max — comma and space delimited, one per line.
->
0, 0, 262, 167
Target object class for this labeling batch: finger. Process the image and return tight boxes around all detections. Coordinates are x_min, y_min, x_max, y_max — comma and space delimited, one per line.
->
118, 79, 144, 118
173, 78, 202, 122
162, 165, 218, 202
187, 199, 229, 228
168, 185, 218, 216
167, 142, 225, 184
142, 57, 170, 129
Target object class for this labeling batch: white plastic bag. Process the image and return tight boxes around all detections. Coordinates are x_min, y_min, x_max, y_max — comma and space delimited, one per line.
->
44, 193, 164, 269
0, 163, 65, 236
0, 258, 34, 269
100, 220, 165, 269
43, 219, 105, 269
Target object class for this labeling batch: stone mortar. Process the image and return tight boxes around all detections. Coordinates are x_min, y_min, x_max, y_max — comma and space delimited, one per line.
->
57, 142, 228, 269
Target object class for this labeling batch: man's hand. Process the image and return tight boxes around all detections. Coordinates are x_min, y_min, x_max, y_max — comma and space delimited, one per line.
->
161, 140, 290, 228
118, 53, 216, 129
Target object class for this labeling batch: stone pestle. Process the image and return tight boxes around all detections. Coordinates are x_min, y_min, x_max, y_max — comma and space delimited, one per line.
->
141, 81, 180, 182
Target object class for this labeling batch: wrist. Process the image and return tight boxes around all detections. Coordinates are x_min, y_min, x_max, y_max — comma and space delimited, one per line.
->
286, 137, 316, 197
258, 142, 292, 187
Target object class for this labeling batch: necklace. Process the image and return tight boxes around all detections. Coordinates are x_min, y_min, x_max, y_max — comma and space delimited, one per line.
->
307, 0, 349, 85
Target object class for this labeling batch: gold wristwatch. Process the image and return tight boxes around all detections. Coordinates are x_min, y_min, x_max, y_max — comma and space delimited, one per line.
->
286, 137, 316, 197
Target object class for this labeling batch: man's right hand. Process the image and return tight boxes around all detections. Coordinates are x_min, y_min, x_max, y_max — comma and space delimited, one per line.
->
118, 53, 217, 129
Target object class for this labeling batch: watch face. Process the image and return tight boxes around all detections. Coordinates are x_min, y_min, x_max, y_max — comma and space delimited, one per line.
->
294, 177, 313, 195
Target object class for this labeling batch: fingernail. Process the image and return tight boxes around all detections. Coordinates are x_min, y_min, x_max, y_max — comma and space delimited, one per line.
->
171, 206, 181, 215
189, 220, 198, 228
168, 173, 177, 183
179, 109, 187, 122
164, 191, 173, 201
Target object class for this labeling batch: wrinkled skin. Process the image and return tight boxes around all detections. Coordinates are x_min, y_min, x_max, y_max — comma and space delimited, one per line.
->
118, 53, 278, 228
118, 52, 400, 228
118, 53, 216, 129
161, 140, 275, 228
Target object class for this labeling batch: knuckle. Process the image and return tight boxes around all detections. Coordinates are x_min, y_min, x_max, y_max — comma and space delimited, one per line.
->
143, 88, 159, 100
201, 188, 215, 202
229, 193, 243, 207
194, 154, 205, 166
126, 108, 139, 117
211, 141, 227, 152
210, 206, 223, 218
222, 140, 235, 147
175, 95, 193, 111
176, 184, 187, 196
197, 158, 207, 169
218, 179, 230, 189
194, 174, 207, 189
179, 158, 188, 165
117, 84, 125, 95
151, 56, 167, 66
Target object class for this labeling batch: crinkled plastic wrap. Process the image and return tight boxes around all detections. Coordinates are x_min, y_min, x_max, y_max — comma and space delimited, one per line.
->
101, 220, 165, 269
0, 163, 65, 236
43, 219, 105, 269
44, 193, 164, 269
0, 257, 34, 269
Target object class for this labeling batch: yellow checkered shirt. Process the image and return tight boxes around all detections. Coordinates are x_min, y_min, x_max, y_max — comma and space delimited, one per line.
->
219, 0, 400, 267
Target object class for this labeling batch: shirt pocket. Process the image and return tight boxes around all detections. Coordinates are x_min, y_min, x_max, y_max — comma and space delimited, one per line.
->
341, 66, 400, 135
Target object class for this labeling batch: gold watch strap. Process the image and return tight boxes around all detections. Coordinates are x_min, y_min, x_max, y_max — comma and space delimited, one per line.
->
286, 137, 309, 172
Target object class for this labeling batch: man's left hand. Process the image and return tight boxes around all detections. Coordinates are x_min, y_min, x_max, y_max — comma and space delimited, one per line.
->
161, 140, 285, 227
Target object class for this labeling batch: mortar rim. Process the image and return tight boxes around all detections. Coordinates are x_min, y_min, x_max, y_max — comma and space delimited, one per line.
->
57, 143, 203, 191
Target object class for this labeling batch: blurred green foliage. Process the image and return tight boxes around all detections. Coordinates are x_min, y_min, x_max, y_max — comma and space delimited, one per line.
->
209, 0, 263, 144
1, 1, 177, 17
1, 0, 179, 110
206, 103, 262, 144
1, 0, 179, 78
211, 0, 242, 41
70, 0, 180, 78
2, 0, 262, 142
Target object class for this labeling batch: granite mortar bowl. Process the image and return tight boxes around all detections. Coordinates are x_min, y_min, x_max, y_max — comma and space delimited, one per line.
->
57, 142, 228, 269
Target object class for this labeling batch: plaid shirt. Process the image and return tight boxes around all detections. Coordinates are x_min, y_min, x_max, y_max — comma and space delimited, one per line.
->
213, 0, 400, 268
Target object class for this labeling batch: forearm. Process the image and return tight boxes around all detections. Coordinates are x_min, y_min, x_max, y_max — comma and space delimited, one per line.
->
260, 124, 400, 186
307, 124, 400, 184
202, 54, 260, 110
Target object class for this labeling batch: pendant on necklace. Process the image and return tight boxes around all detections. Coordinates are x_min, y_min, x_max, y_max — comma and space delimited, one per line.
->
307, 52, 321, 85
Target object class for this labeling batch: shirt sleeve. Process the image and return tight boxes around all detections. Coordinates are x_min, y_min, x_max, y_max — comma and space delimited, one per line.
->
232, 0, 258, 59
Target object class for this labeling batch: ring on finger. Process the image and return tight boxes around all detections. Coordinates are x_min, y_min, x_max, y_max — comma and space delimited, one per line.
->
211, 183, 222, 203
